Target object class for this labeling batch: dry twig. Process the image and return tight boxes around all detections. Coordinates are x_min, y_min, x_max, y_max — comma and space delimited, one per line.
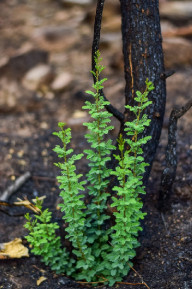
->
77, 264, 150, 288
0, 197, 45, 216
0, 171, 31, 201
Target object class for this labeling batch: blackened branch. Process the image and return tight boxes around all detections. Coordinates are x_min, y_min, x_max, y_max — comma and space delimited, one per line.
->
92, 0, 105, 68
160, 70, 175, 80
158, 99, 192, 210
92, 0, 124, 123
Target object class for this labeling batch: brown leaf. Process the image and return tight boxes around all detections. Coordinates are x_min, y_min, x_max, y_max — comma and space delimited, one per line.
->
0, 238, 29, 259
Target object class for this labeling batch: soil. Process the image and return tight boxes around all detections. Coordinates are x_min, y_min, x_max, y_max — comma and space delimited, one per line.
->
0, 1, 192, 289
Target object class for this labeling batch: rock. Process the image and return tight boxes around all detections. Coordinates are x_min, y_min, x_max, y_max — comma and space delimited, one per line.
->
101, 32, 121, 45
0, 50, 48, 80
162, 24, 192, 38
60, 0, 93, 6
163, 37, 192, 69
165, 69, 192, 133
34, 26, 74, 42
161, 20, 176, 34
166, 69, 192, 104
0, 76, 45, 114
57, 277, 74, 286
109, 52, 124, 71
102, 16, 121, 32
0, 79, 18, 111
33, 26, 78, 52
22, 64, 53, 91
67, 110, 89, 126
54, 9, 86, 26
160, 1, 192, 22
51, 72, 72, 91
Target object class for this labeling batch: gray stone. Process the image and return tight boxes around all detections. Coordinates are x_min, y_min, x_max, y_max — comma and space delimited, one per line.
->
34, 26, 73, 42
33, 26, 78, 52
60, 0, 93, 6
22, 64, 53, 91
160, 1, 192, 21
0, 50, 48, 80
51, 72, 72, 91
161, 20, 176, 34
163, 37, 192, 69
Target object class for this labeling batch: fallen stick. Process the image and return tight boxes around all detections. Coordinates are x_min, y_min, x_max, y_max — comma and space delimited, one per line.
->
0, 171, 31, 201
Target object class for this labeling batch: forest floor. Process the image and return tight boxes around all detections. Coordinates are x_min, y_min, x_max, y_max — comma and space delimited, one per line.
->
0, 1, 192, 289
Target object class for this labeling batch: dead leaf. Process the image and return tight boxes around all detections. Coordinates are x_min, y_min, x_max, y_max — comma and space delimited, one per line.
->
14, 197, 44, 214
37, 276, 47, 286
0, 238, 29, 259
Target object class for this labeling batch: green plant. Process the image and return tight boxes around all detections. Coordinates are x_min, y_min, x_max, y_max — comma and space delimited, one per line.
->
24, 51, 154, 286
104, 81, 153, 282
24, 198, 72, 274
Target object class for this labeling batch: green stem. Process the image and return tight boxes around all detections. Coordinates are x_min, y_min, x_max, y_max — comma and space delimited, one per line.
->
95, 71, 103, 228
62, 136, 86, 262
133, 91, 146, 176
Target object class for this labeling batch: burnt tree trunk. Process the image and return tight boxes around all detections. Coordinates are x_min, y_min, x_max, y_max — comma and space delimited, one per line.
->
92, 0, 166, 185
120, 0, 166, 184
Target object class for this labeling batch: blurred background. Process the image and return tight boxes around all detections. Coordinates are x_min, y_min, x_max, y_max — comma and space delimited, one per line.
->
0, 0, 192, 200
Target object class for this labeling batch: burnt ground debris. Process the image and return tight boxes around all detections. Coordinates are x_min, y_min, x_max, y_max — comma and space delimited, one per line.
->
0, 0, 192, 288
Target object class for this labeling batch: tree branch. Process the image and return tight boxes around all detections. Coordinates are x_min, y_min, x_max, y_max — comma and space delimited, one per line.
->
92, 0, 124, 123
158, 99, 192, 210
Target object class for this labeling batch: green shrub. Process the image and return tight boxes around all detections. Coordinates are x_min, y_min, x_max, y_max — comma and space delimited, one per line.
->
24, 51, 154, 286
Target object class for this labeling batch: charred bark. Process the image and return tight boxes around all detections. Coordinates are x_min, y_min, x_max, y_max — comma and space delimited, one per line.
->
120, 0, 166, 184
92, 0, 124, 122
92, 0, 166, 185
158, 100, 192, 211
